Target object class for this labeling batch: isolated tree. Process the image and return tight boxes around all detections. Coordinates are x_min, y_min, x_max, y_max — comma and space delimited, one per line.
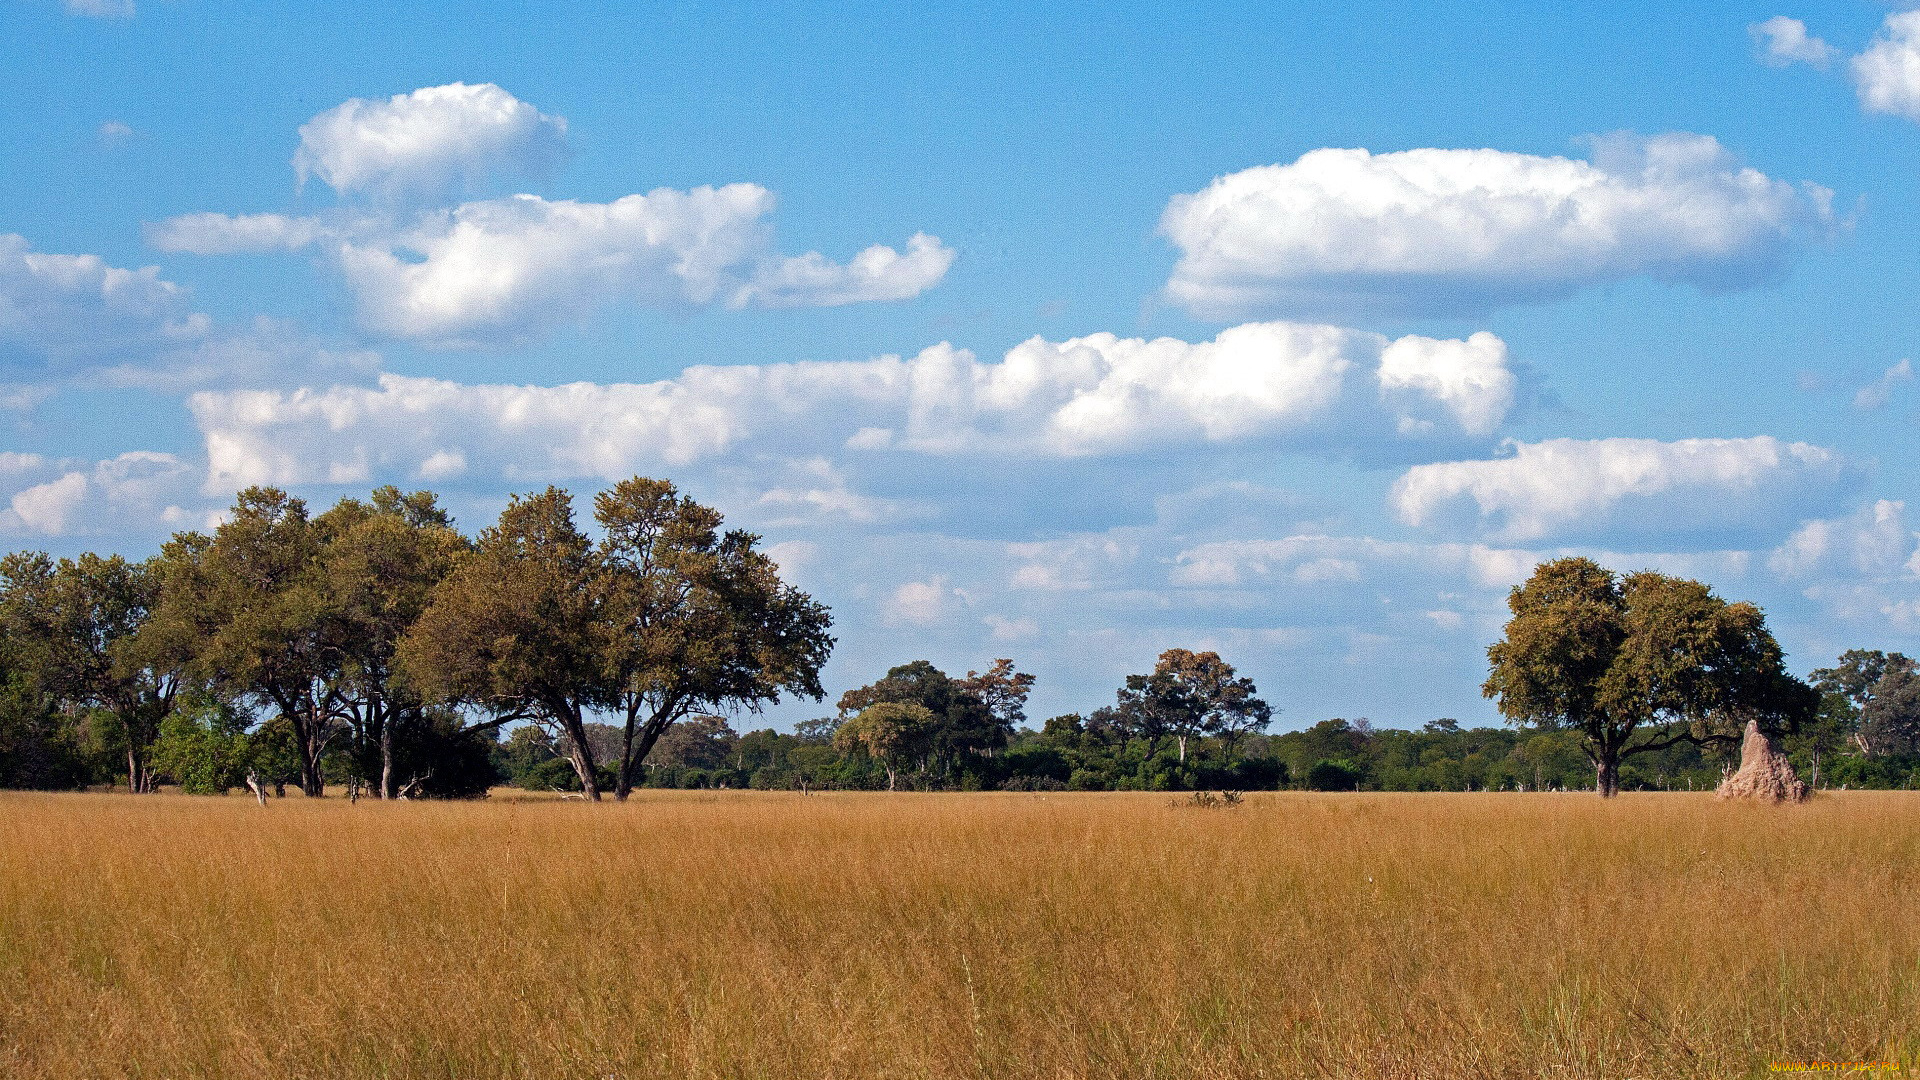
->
1112, 648, 1272, 762
1484, 557, 1815, 797
0, 552, 180, 792
594, 477, 833, 800
400, 488, 615, 798
834, 701, 936, 790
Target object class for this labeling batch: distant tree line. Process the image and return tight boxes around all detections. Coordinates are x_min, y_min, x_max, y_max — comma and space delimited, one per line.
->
2, 496, 1916, 798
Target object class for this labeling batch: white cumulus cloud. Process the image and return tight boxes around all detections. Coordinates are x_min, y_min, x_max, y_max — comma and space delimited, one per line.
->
1170, 535, 1536, 591
1376, 331, 1514, 437
1770, 500, 1920, 630
1751, 16, 1837, 68
1391, 436, 1846, 544
147, 212, 328, 255
0, 451, 196, 537
294, 82, 568, 201
734, 232, 955, 308
153, 191, 953, 346
154, 84, 954, 344
1854, 11, 1920, 121
1160, 133, 1836, 319
187, 321, 1517, 491
885, 576, 955, 627
0, 233, 209, 377
1769, 499, 1920, 579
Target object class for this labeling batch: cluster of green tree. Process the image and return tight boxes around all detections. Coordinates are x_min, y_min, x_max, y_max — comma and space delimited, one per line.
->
0, 477, 833, 800
488, 648, 1285, 793
1794, 649, 1920, 789
8, 510, 1919, 800
485, 712, 1733, 795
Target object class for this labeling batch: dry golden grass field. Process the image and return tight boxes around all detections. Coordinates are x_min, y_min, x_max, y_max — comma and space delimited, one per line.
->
1, 790, 1916, 1080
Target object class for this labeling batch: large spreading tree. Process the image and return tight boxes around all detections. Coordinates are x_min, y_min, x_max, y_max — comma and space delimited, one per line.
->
398, 487, 616, 798
1110, 648, 1272, 763
595, 477, 835, 800
1484, 557, 1816, 796
400, 478, 833, 801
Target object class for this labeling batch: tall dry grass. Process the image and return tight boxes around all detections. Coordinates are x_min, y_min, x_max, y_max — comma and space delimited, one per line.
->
0, 790, 1915, 1079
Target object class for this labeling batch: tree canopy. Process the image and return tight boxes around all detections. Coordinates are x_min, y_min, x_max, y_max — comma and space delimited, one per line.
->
399, 479, 833, 800
1105, 648, 1272, 762
1484, 557, 1816, 796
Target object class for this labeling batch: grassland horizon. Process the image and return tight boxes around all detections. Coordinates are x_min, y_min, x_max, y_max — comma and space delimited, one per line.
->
2, 789, 1914, 1079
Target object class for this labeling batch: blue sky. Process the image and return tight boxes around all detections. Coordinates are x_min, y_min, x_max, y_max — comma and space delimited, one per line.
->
4, 0, 1919, 729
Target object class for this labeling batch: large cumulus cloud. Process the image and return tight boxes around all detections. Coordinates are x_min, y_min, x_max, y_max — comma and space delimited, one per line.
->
1391, 436, 1849, 545
187, 321, 1518, 491
1160, 133, 1836, 319
294, 82, 569, 201
151, 83, 956, 347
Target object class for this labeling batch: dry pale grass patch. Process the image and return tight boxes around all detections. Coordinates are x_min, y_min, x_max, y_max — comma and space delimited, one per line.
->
0, 790, 1915, 1080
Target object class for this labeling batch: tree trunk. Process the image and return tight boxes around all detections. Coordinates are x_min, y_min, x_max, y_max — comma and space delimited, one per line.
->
885, 764, 897, 791
555, 707, 600, 801
567, 738, 600, 801
378, 707, 395, 800
296, 713, 325, 797
1594, 755, 1620, 798
1811, 746, 1822, 791
1177, 735, 1187, 763
278, 693, 329, 798
614, 709, 639, 803
616, 715, 674, 803
299, 743, 324, 797
126, 746, 146, 794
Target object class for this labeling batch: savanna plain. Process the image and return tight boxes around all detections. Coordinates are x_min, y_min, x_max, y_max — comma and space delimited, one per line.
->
0, 790, 1914, 1080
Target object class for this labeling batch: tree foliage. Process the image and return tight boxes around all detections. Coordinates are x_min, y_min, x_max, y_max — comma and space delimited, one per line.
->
0, 551, 178, 792
1107, 648, 1272, 762
400, 479, 832, 801
1485, 557, 1815, 796
834, 701, 938, 790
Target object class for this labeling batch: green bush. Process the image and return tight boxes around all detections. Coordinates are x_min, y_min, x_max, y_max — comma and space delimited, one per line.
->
1066, 768, 1110, 791
151, 699, 253, 795
1305, 759, 1363, 792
